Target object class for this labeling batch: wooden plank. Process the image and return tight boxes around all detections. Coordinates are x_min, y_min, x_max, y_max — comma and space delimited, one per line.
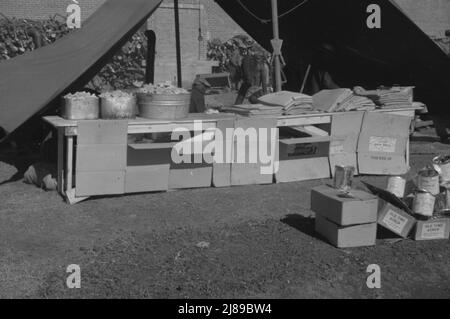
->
278, 116, 331, 127
231, 163, 273, 185
65, 189, 89, 205
66, 136, 74, 190
43, 109, 422, 130
212, 119, 234, 187
125, 166, 169, 193
296, 125, 329, 137
57, 128, 65, 195
76, 171, 125, 197
169, 166, 212, 189
276, 157, 330, 183
129, 142, 176, 150
76, 144, 127, 172
78, 120, 128, 145
280, 136, 330, 145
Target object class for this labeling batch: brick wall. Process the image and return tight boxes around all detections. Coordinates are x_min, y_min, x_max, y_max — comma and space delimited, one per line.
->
0, 0, 105, 21
0, 0, 244, 40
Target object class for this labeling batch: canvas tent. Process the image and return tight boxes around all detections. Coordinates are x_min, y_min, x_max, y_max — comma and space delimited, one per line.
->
1, 0, 449, 144
216, 0, 450, 114
0, 0, 163, 143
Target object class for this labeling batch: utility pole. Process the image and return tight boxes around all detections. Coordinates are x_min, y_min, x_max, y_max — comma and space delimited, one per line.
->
174, 0, 182, 87
271, 0, 283, 92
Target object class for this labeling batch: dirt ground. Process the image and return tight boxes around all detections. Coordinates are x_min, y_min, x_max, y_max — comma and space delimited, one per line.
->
0, 128, 449, 299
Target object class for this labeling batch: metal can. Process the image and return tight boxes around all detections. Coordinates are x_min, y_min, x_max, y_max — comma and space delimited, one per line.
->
433, 155, 450, 185
413, 190, 436, 217
333, 165, 355, 191
417, 167, 440, 195
386, 176, 406, 198
444, 183, 450, 210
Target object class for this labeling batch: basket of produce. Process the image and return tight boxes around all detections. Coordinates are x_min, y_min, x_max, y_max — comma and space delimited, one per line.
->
100, 91, 137, 119
62, 92, 99, 120
137, 82, 191, 120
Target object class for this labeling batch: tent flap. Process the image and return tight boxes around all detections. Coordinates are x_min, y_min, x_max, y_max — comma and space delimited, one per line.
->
216, 0, 450, 113
0, 0, 162, 140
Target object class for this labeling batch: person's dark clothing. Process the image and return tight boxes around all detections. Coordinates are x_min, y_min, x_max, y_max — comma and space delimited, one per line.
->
235, 55, 269, 105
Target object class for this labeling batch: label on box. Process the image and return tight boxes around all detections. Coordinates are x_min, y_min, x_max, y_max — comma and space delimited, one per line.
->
382, 209, 408, 234
330, 144, 345, 155
421, 222, 446, 239
369, 137, 396, 153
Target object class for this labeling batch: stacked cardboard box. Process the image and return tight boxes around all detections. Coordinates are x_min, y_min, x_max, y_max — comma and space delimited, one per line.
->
311, 185, 378, 248
364, 182, 450, 241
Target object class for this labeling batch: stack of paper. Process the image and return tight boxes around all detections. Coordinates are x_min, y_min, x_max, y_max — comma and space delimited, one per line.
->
334, 95, 376, 112
354, 86, 414, 109
257, 91, 314, 115
313, 89, 353, 112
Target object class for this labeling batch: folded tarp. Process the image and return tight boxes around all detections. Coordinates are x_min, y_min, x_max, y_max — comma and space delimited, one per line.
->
0, 0, 162, 142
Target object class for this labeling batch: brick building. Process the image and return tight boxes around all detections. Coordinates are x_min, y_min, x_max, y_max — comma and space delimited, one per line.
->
1, 0, 450, 84
0, 0, 245, 86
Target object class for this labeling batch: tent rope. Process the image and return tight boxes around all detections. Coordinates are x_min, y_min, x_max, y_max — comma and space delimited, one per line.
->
236, 0, 309, 24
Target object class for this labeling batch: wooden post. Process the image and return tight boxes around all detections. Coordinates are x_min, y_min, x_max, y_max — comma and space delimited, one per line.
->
174, 0, 182, 87
145, 30, 156, 84
271, 0, 282, 92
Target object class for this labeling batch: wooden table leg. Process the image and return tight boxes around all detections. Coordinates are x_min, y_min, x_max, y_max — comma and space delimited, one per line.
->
66, 136, 73, 190
64, 135, 89, 205
57, 128, 65, 196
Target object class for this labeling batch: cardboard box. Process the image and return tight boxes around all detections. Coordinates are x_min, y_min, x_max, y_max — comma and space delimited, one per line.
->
315, 214, 377, 248
168, 131, 214, 189
212, 119, 234, 187
231, 117, 277, 186
276, 128, 330, 183
329, 112, 364, 176
75, 120, 128, 197
378, 202, 416, 238
169, 163, 212, 189
311, 185, 378, 226
357, 112, 411, 175
125, 145, 171, 193
414, 218, 450, 241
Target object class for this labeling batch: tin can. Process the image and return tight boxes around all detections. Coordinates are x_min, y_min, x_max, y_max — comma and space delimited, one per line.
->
333, 165, 355, 191
386, 176, 406, 198
417, 167, 440, 195
433, 155, 450, 184
444, 183, 450, 210
413, 190, 436, 217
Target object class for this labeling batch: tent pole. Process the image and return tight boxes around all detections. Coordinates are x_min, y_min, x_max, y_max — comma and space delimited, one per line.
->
174, 0, 182, 87
271, 0, 282, 92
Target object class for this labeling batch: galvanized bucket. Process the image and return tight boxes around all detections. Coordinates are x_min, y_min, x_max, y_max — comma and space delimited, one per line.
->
137, 93, 190, 120
62, 96, 99, 120
433, 155, 450, 185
